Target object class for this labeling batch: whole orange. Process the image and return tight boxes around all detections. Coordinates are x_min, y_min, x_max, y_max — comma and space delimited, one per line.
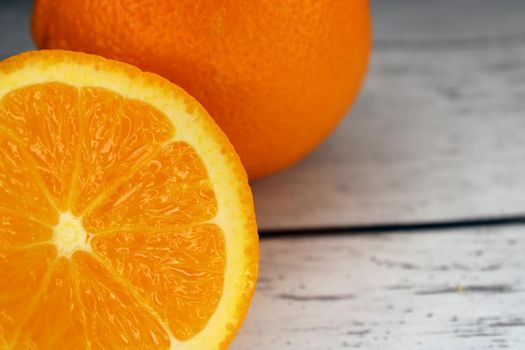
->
32, 0, 371, 179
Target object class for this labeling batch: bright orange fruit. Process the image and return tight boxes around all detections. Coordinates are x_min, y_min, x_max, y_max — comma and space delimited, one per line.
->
31, 0, 372, 179
0, 50, 258, 349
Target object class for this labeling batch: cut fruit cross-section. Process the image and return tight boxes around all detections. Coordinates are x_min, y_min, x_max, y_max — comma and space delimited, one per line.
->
0, 50, 258, 350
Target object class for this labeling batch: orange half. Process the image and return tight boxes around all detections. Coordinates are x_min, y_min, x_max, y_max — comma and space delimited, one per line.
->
0, 50, 258, 349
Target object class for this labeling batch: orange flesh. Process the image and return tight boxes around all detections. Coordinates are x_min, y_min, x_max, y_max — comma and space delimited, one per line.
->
0, 83, 226, 348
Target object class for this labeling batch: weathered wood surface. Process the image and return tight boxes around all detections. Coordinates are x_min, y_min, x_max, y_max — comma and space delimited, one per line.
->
233, 226, 525, 349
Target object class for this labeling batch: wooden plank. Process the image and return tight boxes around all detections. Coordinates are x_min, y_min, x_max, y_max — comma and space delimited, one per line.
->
371, 0, 525, 42
252, 0, 525, 229
232, 226, 525, 349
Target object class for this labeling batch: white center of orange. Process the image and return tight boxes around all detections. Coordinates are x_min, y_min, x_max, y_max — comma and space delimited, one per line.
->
53, 212, 90, 257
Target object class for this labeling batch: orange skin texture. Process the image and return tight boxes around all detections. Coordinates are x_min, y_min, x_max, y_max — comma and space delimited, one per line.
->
32, 0, 371, 179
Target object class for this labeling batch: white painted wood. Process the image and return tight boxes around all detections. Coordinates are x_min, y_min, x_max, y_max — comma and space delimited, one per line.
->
371, 0, 525, 42
232, 226, 525, 349
252, 1, 525, 229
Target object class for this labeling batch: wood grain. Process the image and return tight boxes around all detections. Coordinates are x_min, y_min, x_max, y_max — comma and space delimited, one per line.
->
232, 226, 525, 349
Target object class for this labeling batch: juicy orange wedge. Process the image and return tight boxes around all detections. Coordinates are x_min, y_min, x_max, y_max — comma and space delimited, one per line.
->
0, 50, 258, 349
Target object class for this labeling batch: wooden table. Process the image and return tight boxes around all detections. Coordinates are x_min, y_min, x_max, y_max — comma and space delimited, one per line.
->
235, 227, 525, 349
2, 0, 525, 349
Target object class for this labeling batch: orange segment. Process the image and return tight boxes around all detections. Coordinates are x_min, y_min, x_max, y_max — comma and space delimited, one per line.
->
15, 257, 87, 350
0, 212, 52, 248
0, 245, 56, 345
0, 50, 258, 350
92, 224, 226, 340
0, 83, 79, 210
72, 252, 171, 349
72, 87, 175, 215
0, 134, 57, 224
84, 142, 216, 233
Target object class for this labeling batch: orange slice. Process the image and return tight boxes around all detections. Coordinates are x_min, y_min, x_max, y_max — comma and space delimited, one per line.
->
0, 50, 258, 349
